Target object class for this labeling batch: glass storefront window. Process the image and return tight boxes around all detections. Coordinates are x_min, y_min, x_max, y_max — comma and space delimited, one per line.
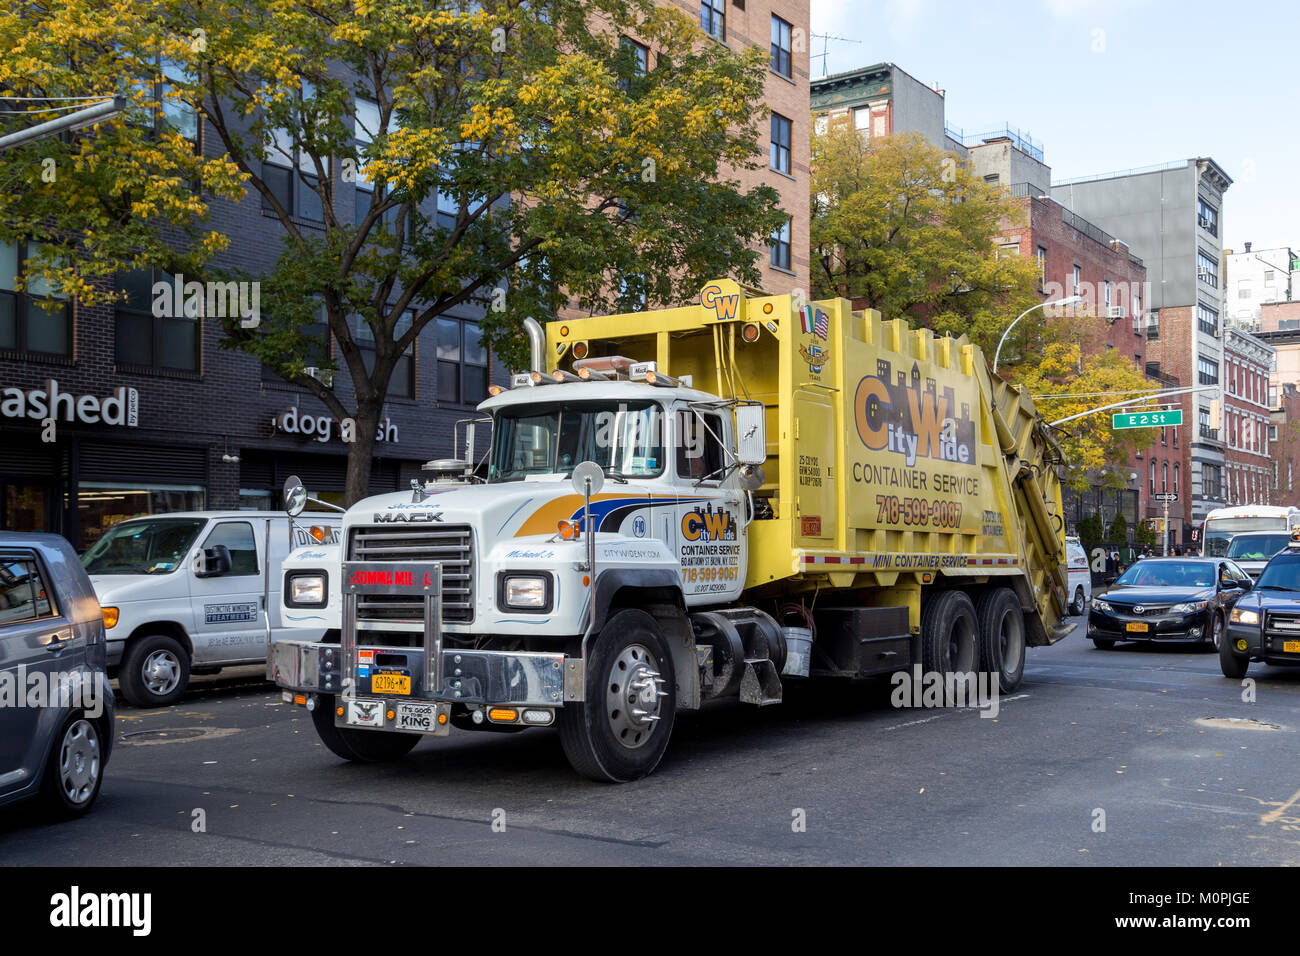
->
78, 482, 205, 550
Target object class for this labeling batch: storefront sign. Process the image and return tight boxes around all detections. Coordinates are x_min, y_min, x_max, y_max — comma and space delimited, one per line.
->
0, 379, 138, 427
273, 406, 398, 444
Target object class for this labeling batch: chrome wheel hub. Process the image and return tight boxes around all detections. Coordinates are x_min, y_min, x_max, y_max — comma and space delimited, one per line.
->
605, 644, 667, 750
142, 649, 180, 696
60, 719, 100, 805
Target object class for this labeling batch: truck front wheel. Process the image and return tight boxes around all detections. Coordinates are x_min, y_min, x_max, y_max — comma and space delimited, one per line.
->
310, 696, 421, 762
976, 588, 1026, 693
559, 609, 677, 783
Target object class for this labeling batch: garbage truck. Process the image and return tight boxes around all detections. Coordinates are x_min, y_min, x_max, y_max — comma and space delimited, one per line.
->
270, 280, 1071, 782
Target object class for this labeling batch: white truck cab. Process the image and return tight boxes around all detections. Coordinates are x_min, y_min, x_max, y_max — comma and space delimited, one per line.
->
83, 511, 341, 707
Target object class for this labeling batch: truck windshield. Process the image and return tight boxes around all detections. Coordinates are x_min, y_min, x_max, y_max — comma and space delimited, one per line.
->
488, 401, 666, 482
1256, 555, 1300, 591
1204, 518, 1288, 556
81, 518, 206, 575
1227, 535, 1289, 561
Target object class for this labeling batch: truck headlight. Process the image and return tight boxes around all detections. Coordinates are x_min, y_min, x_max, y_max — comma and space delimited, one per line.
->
286, 571, 327, 607
500, 573, 551, 612
1229, 608, 1260, 626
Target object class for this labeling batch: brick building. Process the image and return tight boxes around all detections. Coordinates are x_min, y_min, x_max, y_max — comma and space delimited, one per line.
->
653, 0, 811, 294
1270, 381, 1300, 505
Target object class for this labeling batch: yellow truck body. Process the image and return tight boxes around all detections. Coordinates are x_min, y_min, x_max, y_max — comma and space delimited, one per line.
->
547, 279, 1070, 646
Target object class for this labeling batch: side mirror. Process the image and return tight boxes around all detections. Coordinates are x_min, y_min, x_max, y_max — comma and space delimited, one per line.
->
1241, 578, 1254, 590
195, 544, 232, 578
734, 404, 766, 466
283, 474, 307, 517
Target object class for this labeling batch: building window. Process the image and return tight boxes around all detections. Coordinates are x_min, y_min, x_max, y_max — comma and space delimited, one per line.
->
262, 304, 329, 384
1197, 303, 1217, 336
770, 113, 792, 175
770, 217, 792, 271
770, 15, 792, 78
619, 36, 650, 91
1162, 461, 1168, 493
264, 80, 329, 223
1161, 427, 1167, 446
436, 318, 488, 406
0, 240, 71, 357
1036, 246, 1046, 288
114, 268, 199, 371
1203, 463, 1222, 500
1072, 264, 1081, 296
350, 309, 416, 399
1149, 460, 1156, 494
1271, 385, 1278, 407
1174, 463, 1179, 494
1197, 357, 1219, 386
1197, 199, 1218, 237
1197, 251, 1218, 288
701, 0, 725, 41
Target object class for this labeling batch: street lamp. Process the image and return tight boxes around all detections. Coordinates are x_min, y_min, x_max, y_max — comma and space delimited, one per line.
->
992, 295, 1083, 374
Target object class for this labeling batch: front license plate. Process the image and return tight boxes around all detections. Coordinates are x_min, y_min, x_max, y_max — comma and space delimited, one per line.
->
1284, 641, 1300, 654
345, 698, 385, 728
1126, 622, 1148, 632
395, 702, 439, 733
372, 672, 410, 695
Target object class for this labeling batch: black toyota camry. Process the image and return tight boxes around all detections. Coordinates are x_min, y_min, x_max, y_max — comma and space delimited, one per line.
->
1086, 557, 1254, 649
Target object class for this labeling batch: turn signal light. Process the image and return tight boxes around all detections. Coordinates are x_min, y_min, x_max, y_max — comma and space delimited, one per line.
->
437, 712, 448, 725
101, 606, 119, 629
488, 708, 519, 723
336, 706, 345, 717
293, 694, 307, 707
386, 709, 396, 721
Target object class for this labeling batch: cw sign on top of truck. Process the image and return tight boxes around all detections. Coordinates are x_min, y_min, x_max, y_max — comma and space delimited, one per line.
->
271, 280, 1070, 782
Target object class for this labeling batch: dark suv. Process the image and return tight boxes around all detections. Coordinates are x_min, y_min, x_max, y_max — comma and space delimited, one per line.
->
1222, 543, 1300, 678
0, 532, 114, 817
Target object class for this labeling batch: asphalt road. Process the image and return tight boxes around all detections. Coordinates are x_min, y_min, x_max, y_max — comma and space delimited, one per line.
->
5, 619, 1300, 866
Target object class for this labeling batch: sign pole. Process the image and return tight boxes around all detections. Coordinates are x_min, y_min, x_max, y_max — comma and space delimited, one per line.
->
1163, 493, 1169, 556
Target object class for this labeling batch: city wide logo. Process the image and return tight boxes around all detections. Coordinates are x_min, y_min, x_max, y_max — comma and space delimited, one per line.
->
853, 358, 975, 467
681, 503, 736, 542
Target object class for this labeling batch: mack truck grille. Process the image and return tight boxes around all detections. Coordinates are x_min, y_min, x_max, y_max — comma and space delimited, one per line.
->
347, 525, 475, 623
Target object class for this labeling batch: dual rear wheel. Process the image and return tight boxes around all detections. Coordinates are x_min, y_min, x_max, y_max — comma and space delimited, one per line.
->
920, 588, 1025, 700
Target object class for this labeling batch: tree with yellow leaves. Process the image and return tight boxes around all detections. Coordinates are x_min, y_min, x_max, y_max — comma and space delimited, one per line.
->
0, 0, 783, 502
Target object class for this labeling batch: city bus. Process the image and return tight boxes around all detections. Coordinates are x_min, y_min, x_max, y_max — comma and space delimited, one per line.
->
1200, 505, 1300, 557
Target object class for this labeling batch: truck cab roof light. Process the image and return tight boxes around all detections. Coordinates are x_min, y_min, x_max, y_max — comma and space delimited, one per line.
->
573, 355, 635, 376
644, 370, 679, 387
551, 369, 582, 383
576, 366, 612, 381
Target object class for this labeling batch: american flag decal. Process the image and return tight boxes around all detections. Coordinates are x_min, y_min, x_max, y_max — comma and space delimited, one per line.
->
813, 308, 829, 339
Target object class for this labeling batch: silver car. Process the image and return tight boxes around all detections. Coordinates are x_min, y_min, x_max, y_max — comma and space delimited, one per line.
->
0, 532, 114, 818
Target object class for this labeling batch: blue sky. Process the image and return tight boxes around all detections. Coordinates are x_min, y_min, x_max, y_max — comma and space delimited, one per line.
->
810, 0, 1298, 252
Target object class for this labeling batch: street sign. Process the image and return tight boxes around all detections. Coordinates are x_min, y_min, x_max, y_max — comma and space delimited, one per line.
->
1154, 493, 1178, 502
1113, 410, 1183, 429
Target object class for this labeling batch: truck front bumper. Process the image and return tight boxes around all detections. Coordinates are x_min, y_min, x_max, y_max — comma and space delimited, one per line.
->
270, 638, 579, 708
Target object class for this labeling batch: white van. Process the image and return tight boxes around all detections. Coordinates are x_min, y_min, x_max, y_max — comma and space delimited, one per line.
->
1064, 535, 1092, 615
82, 512, 341, 707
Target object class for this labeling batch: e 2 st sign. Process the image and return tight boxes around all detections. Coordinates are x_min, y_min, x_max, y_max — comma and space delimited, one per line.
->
1113, 410, 1182, 429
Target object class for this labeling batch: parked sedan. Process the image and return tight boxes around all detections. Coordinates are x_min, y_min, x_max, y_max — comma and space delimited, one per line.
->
0, 532, 114, 818
1087, 557, 1253, 649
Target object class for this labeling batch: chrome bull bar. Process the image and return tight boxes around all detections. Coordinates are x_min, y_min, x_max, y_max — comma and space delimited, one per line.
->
271, 560, 576, 708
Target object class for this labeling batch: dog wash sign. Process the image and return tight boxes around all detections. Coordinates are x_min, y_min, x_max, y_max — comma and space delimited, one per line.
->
0, 379, 139, 427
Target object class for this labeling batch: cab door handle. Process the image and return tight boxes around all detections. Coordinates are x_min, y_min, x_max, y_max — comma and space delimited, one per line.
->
42, 634, 70, 653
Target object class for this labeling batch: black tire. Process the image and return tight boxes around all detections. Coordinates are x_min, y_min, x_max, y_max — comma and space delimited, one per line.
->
976, 587, 1026, 693
1218, 627, 1249, 679
118, 634, 190, 708
559, 609, 676, 783
920, 590, 979, 706
1209, 612, 1225, 652
1092, 638, 1116, 650
1069, 587, 1085, 616
310, 695, 421, 762
39, 711, 105, 819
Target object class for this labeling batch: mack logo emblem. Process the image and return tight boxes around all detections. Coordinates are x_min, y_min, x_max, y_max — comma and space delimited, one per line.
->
374, 511, 442, 522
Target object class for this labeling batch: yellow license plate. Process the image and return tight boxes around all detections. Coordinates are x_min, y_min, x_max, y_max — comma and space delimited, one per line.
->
1126, 622, 1148, 633
1285, 641, 1300, 654
372, 673, 410, 695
